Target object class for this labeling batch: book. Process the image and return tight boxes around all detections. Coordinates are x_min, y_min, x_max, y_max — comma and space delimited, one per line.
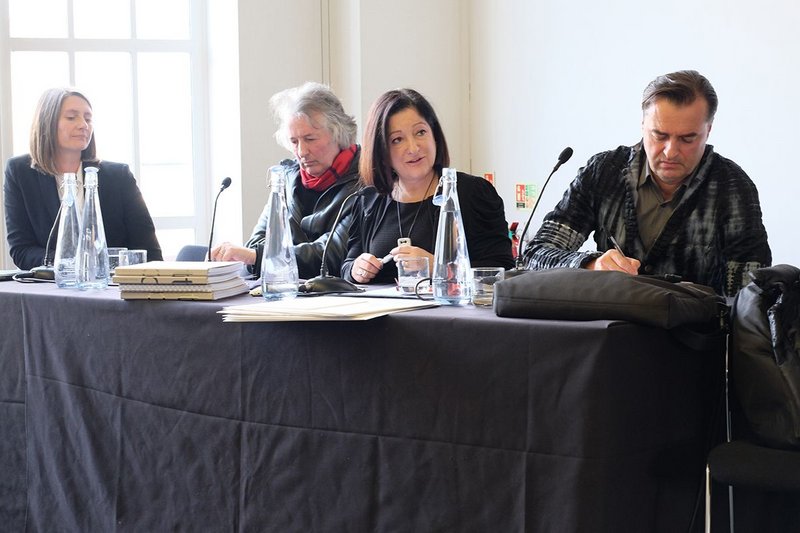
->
112, 261, 243, 285
113, 272, 242, 285
118, 277, 248, 293
114, 261, 249, 301
121, 284, 248, 301
220, 295, 438, 322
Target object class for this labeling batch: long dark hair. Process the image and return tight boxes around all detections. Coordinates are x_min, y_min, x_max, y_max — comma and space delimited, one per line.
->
359, 88, 450, 195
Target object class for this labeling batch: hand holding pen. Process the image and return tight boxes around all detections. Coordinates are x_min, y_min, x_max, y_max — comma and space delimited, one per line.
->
351, 240, 434, 283
586, 235, 640, 275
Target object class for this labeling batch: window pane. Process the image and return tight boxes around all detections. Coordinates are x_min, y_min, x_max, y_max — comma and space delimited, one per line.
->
9, 0, 68, 38
10, 52, 70, 156
135, 0, 190, 40
73, 0, 131, 39
137, 53, 194, 217
139, 163, 194, 217
155, 228, 197, 261
75, 52, 134, 166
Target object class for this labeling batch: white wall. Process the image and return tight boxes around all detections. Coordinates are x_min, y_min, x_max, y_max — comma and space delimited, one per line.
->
352, 0, 469, 167
235, 0, 469, 242
206, 0, 243, 249
235, 0, 324, 242
236, 0, 798, 265
469, 0, 800, 265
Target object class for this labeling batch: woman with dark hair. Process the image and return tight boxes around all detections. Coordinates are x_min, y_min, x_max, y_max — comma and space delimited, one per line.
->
211, 81, 361, 279
4, 87, 162, 270
342, 88, 513, 285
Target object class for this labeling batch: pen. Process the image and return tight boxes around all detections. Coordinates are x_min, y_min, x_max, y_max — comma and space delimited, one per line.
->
381, 253, 393, 264
609, 236, 625, 257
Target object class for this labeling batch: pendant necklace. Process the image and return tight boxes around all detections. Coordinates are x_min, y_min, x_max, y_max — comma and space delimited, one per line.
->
395, 173, 436, 247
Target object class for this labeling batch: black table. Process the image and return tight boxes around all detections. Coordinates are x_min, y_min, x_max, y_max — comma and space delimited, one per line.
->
0, 281, 723, 532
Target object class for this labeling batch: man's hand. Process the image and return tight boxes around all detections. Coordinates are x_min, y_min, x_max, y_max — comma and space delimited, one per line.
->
585, 250, 640, 275
210, 242, 257, 265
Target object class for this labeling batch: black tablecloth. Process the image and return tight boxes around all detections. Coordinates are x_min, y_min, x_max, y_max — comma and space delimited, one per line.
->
0, 286, 26, 531
0, 281, 724, 532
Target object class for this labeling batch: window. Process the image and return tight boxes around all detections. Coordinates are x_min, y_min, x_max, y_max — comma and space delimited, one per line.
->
1, 0, 218, 259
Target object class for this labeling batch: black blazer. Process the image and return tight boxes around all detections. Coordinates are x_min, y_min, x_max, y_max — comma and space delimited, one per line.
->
4, 154, 163, 270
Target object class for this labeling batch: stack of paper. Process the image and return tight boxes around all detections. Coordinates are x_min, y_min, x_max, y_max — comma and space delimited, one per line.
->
113, 261, 249, 300
220, 295, 438, 322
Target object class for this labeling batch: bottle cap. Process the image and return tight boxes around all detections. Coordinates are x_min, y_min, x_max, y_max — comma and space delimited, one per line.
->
84, 166, 99, 186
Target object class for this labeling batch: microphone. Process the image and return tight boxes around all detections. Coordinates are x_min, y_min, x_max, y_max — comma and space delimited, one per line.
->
506, 146, 574, 278
206, 177, 232, 261
27, 204, 63, 281
300, 187, 365, 294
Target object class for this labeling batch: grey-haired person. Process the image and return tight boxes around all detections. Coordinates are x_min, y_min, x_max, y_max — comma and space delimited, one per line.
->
211, 81, 361, 279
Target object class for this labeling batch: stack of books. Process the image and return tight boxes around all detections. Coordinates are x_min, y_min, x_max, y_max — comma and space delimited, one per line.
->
112, 261, 249, 300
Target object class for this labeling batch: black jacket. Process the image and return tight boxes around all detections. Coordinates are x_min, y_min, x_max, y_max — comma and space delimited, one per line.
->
246, 149, 361, 280
4, 154, 163, 270
342, 172, 514, 283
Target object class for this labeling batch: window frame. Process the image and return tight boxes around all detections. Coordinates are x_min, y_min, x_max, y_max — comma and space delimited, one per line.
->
0, 0, 213, 264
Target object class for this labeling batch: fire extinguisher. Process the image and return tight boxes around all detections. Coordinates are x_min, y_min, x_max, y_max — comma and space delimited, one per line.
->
509, 222, 520, 258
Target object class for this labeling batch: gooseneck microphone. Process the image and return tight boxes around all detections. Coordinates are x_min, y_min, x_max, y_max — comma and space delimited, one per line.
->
28, 204, 63, 280
300, 187, 365, 294
506, 146, 574, 278
14, 204, 61, 282
206, 177, 232, 261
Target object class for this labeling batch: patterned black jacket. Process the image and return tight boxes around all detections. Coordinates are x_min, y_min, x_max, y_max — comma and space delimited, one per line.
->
522, 143, 771, 296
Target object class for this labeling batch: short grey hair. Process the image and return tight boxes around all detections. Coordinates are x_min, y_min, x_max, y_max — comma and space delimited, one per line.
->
642, 70, 718, 123
270, 82, 357, 151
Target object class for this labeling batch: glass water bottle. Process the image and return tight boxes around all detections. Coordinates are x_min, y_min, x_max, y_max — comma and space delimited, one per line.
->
54, 173, 81, 288
260, 165, 299, 300
432, 168, 472, 305
76, 167, 110, 290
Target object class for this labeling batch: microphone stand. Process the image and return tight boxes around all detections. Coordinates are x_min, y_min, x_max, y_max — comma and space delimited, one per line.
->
28, 203, 63, 281
301, 188, 364, 294
207, 177, 232, 261
505, 147, 573, 279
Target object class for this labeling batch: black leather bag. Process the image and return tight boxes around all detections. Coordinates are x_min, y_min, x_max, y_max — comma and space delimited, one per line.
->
494, 268, 727, 349
730, 264, 800, 449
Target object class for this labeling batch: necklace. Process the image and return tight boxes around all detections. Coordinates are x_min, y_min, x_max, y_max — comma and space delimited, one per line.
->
397, 197, 426, 245
395, 173, 437, 245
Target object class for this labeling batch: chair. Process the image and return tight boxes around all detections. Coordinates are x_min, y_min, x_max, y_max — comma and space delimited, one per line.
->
176, 244, 208, 262
704, 265, 800, 533
709, 440, 800, 491
706, 440, 800, 532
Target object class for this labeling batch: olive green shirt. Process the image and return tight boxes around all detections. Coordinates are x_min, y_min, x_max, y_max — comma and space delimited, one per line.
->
636, 162, 692, 252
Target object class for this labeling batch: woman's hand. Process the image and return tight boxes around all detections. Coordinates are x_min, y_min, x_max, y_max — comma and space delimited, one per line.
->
351, 253, 383, 283
389, 245, 434, 268
210, 242, 257, 265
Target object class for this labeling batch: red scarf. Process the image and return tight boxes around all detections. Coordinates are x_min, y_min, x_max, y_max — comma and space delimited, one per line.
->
300, 144, 357, 192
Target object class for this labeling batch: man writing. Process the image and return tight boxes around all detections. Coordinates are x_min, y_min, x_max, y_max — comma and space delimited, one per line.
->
523, 70, 771, 296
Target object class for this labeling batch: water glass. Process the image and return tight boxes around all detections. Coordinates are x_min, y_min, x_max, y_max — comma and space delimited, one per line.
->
107, 247, 128, 273
471, 267, 505, 307
119, 249, 147, 267
397, 257, 430, 294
